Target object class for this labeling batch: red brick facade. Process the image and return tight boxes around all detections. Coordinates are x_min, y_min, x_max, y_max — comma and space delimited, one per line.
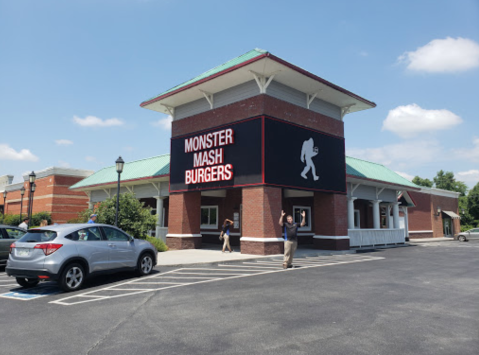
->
408, 191, 460, 238
4, 174, 90, 224
167, 94, 348, 254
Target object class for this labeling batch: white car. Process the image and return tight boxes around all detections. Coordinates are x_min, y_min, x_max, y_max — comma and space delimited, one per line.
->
456, 228, 479, 242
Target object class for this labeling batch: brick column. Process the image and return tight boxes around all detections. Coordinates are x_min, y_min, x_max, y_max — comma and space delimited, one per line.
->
313, 192, 349, 250
240, 186, 283, 255
166, 191, 202, 249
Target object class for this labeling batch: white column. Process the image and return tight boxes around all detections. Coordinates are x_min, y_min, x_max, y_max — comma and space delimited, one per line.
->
387, 205, 393, 229
403, 207, 409, 238
392, 202, 400, 229
154, 196, 165, 241
347, 197, 357, 229
88, 201, 94, 210
371, 200, 382, 229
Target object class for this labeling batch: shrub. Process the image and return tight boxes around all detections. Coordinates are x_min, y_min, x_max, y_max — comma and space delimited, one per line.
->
1, 212, 51, 227
146, 236, 168, 252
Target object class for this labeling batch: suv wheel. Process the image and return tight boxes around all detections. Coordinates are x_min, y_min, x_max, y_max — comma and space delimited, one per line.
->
60, 263, 85, 292
16, 278, 39, 288
138, 253, 154, 276
458, 235, 467, 242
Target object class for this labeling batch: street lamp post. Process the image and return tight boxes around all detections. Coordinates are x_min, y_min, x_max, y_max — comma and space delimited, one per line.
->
2, 190, 7, 223
19, 186, 25, 222
27, 171, 36, 228
115, 157, 125, 227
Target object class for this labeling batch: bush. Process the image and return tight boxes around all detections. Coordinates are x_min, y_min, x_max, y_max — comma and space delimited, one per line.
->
146, 236, 168, 252
1, 212, 52, 227
71, 193, 157, 239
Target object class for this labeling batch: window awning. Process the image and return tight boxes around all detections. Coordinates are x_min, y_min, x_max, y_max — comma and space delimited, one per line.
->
442, 211, 460, 219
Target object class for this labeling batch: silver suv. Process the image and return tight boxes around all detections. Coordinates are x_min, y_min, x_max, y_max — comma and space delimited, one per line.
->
6, 224, 157, 291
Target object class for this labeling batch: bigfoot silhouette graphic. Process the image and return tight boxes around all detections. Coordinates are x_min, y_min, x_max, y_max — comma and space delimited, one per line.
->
300, 138, 319, 181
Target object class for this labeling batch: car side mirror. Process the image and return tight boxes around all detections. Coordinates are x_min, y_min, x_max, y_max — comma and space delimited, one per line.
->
130, 238, 135, 242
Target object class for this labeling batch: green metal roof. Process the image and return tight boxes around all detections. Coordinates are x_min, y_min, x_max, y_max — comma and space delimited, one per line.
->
346, 156, 419, 189
141, 48, 268, 106
70, 154, 170, 190
72, 154, 418, 190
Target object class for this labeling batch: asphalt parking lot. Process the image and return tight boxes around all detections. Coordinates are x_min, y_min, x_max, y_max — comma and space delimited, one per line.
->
0, 241, 478, 355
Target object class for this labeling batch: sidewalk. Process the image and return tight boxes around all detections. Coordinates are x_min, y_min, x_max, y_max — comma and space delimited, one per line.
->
409, 237, 455, 243
157, 244, 355, 267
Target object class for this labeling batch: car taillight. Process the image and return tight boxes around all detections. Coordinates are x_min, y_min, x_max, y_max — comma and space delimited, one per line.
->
34, 243, 63, 256
10, 243, 15, 254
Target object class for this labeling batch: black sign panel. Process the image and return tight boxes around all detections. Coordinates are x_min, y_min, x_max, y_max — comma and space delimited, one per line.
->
264, 118, 346, 193
170, 118, 263, 192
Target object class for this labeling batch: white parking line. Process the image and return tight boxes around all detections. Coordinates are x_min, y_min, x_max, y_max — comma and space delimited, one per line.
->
51, 255, 384, 306
217, 264, 280, 270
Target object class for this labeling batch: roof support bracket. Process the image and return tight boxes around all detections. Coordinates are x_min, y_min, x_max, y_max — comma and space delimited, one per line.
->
199, 90, 214, 109
250, 70, 276, 94
351, 183, 360, 196
151, 182, 161, 195
341, 104, 356, 120
376, 187, 385, 200
306, 91, 321, 109
102, 189, 111, 199
125, 186, 134, 194
162, 105, 175, 119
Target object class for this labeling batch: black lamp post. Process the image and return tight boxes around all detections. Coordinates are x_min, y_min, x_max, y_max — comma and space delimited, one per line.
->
2, 190, 7, 223
27, 171, 36, 228
19, 186, 25, 222
115, 157, 125, 227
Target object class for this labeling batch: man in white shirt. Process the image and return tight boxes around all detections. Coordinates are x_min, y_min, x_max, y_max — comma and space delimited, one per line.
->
18, 217, 29, 230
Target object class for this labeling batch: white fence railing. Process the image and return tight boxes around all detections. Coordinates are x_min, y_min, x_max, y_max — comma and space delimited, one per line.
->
349, 228, 405, 248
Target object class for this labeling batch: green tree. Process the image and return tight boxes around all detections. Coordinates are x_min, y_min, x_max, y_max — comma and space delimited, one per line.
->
75, 193, 157, 239
412, 176, 433, 188
467, 182, 479, 221
433, 170, 468, 196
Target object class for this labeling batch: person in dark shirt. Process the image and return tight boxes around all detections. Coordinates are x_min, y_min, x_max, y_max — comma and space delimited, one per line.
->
221, 218, 234, 253
279, 210, 306, 269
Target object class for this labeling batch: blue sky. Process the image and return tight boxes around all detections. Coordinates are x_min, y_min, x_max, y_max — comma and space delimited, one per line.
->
1, 0, 478, 189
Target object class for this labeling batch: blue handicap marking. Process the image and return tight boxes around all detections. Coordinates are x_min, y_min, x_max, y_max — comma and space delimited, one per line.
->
0, 285, 62, 300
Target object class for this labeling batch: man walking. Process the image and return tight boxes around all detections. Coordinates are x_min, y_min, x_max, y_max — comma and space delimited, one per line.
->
18, 217, 29, 230
279, 210, 306, 269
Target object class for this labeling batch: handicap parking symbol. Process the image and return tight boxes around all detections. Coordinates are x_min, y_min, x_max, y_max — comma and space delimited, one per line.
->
0, 285, 61, 301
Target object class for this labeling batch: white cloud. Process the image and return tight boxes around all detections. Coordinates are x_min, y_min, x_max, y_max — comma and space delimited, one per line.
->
73, 115, 124, 127
453, 137, 479, 162
347, 140, 441, 169
395, 171, 414, 181
85, 156, 96, 162
0, 144, 39, 161
151, 115, 173, 130
382, 104, 462, 138
55, 139, 73, 146
359, 51, 368, 57
398, 37, 479, 73
123, 146, 134, 152
456, 169, 479, 188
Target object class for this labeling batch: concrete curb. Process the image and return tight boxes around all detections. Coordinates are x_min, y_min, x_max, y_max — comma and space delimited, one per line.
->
409, 238, 455, 244
156, 249, 357, 268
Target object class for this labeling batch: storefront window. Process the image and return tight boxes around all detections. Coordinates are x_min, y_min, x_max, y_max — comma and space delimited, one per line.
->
293, 206, 311, 231
201, 206, 218, 229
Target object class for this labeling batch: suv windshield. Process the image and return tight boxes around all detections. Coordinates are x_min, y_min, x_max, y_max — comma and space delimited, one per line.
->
17, 230, 58, 243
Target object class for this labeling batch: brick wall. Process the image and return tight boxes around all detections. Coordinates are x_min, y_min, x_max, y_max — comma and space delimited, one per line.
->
172, 94, 344, 138
313, 192, 348, 236
4, 175, 90, 224
167, 191, 201, 235
408, 191, 432, 232
431, 194, 460, 237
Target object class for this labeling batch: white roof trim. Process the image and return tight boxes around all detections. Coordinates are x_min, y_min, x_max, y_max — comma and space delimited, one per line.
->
22, 167, 94, 181
418, 187, 461, 198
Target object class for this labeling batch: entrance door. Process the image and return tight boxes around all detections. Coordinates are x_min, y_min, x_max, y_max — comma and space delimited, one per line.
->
443, 218, 452, 238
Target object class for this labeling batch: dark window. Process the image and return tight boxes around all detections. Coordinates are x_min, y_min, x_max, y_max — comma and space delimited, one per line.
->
66, 227, 102, 241
5, 228, 27, 239
102, 227, 130, 241
18, 230, 57, 243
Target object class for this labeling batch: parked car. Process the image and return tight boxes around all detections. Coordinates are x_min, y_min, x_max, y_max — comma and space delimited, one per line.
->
0, 225, 27, 266
6, 224, 157, 291
456, 228, 479, 242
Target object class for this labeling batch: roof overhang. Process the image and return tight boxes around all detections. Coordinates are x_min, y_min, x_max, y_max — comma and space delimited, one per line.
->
141, 53, 376, 117
347, 175, 421, 192
71, 175, 169, 192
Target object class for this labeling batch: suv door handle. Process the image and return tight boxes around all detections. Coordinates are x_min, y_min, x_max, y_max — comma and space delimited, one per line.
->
108, 243, 115, 248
